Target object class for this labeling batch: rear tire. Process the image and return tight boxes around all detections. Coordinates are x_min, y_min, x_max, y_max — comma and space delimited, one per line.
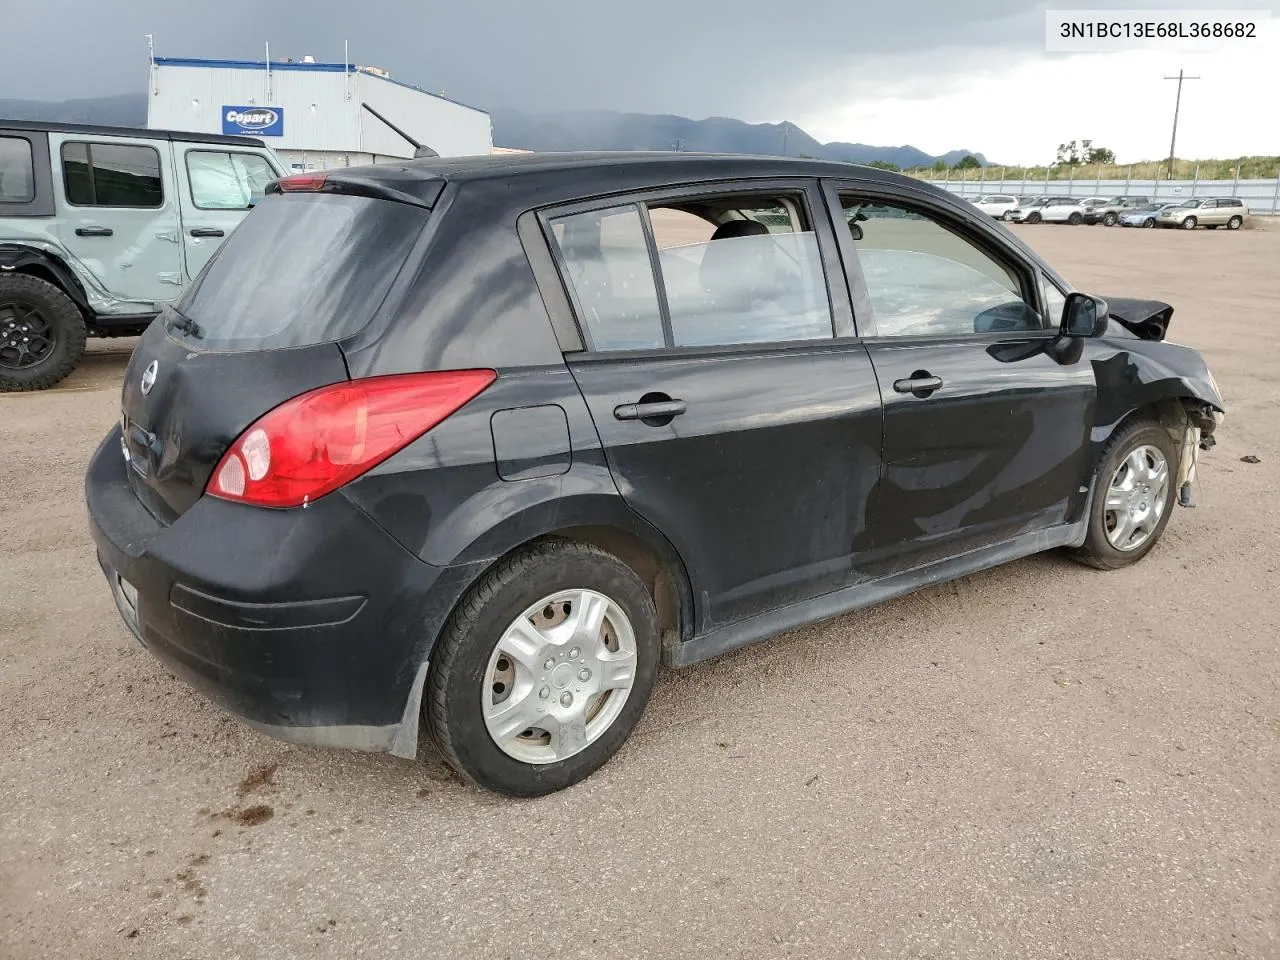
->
426, 538, 660, 796
1182, 216, 1198, 230
0, 274, 86, 392
1103, 212, 1118, 226
1068, 212, 1083, 225
1227, 215, 1243, 230
1071, 420, 1179, 571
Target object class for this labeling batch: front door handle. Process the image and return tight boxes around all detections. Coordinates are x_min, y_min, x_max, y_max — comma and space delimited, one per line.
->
614, 399, 687, 422
893, 371, 944, 398
189, 227, 225, 238
75, 226, 114, 237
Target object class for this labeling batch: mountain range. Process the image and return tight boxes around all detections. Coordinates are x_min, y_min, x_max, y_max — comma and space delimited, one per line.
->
0, 93, 988, 169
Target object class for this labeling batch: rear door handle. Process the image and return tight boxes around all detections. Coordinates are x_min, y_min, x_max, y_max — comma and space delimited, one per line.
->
613, 400, 687, 421
893, 372, 944, 398
75, 226, 113, 237
189, 228, 225, 238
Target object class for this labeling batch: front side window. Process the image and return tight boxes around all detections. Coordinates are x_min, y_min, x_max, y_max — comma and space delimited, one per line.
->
0, 136, 35, 202
550, 192, 834, 352
61, 142, 163, 208
186, 151, 277, 209
842, 196, 1040, 338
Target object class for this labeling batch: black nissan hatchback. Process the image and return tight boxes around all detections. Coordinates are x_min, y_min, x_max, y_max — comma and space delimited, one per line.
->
86, 154, 1224, 795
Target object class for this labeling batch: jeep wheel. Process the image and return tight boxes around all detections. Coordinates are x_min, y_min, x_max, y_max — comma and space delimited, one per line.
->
1103, 212, 1118, 226
0, 275, 87, 392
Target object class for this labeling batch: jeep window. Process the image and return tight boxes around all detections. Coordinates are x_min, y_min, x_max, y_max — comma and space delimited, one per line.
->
61, 142, 163, 208
173, 193, 427, 350
0, 136, 35, 203
186, 151, 277, 210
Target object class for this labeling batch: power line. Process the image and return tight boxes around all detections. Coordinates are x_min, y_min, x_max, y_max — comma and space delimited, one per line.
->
1163, 68, 1201, 179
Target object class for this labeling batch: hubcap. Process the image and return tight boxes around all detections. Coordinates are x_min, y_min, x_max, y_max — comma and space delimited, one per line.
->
1104, 444, 1170, 551
482, 589, 638, 764
0, 301, 56, 370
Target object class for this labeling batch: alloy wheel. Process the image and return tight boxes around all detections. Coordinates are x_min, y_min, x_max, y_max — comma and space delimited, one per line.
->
0, 301, 56, 370
1104, 445, 1170, 552
482, 589, 638, 764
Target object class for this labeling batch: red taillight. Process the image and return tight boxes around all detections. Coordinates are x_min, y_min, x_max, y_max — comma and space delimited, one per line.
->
275, 173, 328, 192
207, 370, 496, 508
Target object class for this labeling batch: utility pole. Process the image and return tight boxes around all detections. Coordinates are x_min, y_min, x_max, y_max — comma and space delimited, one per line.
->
1163, 68, 1201, 179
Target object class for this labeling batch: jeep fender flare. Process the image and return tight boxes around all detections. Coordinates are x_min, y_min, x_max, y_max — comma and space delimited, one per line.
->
0, 243, 90, 315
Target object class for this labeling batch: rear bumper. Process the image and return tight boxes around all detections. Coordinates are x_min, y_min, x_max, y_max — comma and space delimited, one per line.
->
86, 425, 483, 756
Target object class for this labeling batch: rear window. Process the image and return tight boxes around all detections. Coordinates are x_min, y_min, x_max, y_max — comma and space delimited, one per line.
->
173, 193, 427, 350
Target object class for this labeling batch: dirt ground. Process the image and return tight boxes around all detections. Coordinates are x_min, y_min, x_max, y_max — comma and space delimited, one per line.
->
2, 223, 1277, 960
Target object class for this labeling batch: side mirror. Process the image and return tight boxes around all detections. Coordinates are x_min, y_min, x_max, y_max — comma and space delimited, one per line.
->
1061, 292, 1109, 338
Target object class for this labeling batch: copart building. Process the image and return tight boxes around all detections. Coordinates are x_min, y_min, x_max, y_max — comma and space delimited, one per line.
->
146, 55, 492, 170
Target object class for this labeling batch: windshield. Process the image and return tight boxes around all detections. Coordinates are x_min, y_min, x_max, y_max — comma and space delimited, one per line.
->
172, 193, 428, 350
1176, 199, 1201, 208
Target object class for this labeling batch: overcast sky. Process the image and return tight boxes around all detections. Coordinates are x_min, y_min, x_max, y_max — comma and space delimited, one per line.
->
3, 0, 1277, 164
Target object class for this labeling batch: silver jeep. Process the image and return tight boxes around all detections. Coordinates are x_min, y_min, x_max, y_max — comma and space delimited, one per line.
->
0, 121, 285, 391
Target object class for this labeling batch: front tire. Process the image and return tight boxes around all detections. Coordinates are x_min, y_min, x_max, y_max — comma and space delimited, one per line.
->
1143, 218, 1156, 228
1182, 216, 1198, 230
1071, 420, 1178, 570
0, 274, 87, 392
426, 539, 660, 796
1027, 212, 1042, 224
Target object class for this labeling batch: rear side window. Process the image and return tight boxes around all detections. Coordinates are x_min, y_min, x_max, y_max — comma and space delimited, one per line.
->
186, 150, 277, 209
0, 136, 35, 203
61, 142, 163, 207
550, 192, 833, 352
174, 193, 427, 350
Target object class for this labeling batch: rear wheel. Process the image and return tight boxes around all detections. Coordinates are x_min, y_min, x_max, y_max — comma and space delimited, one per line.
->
1071, 420, 1178, 570
1182, 216, 1198, 230
1103, 212, 1118, 226
1002, 210, 1014, 221
1068, 212, 1083, 225
0, 274, 87, 392
1227, 215, 1243, 230
426, 539, 659, 796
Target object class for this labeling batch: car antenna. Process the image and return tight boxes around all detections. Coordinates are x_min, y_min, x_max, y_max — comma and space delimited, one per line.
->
359, 102, 439, 158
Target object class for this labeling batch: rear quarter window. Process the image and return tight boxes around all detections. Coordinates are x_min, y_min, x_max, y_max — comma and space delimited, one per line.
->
0, 136, 35, 202
173, 193, 428, 350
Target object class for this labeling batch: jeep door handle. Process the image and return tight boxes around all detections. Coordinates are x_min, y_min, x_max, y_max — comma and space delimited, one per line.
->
189, 228, 225, 238
75, 226, 114, 237
892, 373, 944, 398
613, 400, 687, 421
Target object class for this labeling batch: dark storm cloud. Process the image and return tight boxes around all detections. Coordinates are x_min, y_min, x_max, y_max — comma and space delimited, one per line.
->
3, 0, 1046, 116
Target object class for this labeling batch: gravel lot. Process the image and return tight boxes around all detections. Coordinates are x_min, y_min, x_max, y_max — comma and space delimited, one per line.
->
2, 223, 1277, 960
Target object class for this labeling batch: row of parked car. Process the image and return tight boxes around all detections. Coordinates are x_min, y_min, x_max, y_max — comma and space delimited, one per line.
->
970, 194, 1251, 230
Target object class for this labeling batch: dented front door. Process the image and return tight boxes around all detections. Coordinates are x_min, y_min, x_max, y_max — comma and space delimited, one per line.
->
48, 133, 183, 307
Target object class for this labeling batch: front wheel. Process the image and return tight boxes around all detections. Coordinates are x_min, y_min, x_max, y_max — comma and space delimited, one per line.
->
1071, 420, 1178, 570
1143, 218, 1156, 228
1227, 215, 1243, 230
1182, 216, 1198, 230
426, 539, 659, 796
1027, 212, 1042, 224
0, 274, 87, 392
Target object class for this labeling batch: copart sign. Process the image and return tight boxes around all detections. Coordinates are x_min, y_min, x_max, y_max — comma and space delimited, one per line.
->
222, 106, 285, 137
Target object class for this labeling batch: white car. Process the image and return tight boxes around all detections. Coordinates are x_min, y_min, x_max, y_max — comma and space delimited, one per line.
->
1041, 198, 1089, 224
971, 194, 1019, 219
